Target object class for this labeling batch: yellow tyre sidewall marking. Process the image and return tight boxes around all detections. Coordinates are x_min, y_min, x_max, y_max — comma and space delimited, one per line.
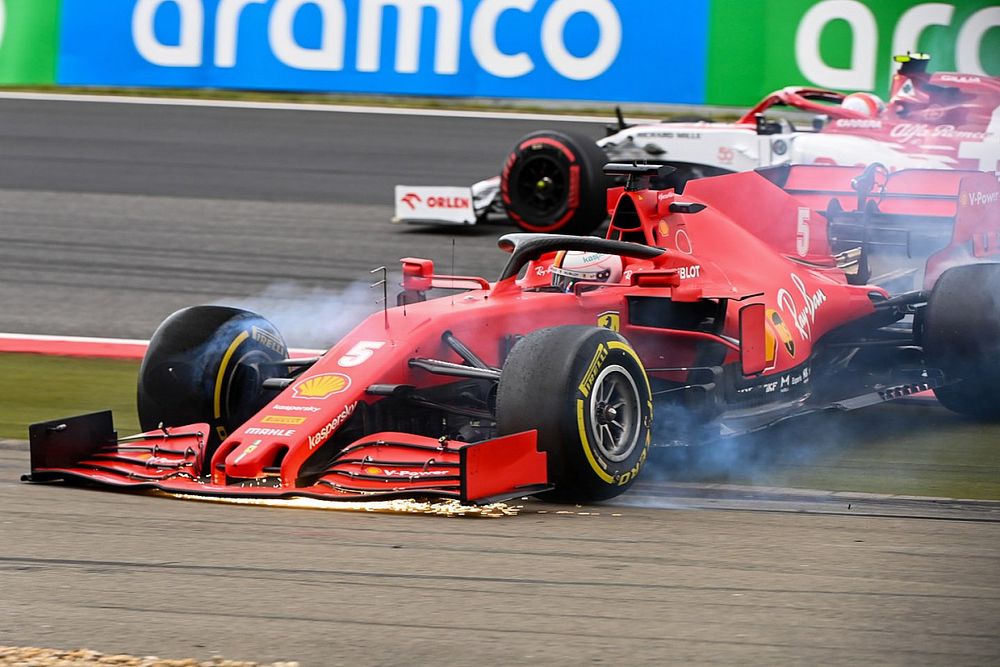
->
577, 398, 614, 484
577, 339, 653, 485
214, 330, 250, 419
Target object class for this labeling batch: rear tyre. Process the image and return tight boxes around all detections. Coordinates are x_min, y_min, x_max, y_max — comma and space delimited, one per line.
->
922, 263, 1000, 420
496, 326, 653, 502
137, 306, 289, 451
500, 130, 610, 235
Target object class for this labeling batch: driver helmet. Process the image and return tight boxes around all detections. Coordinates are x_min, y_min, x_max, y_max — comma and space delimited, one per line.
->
840, 92, 886, 118
550, 251, 623, 292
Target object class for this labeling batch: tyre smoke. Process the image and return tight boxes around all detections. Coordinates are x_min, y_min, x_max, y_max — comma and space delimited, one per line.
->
214, 280, 385, 349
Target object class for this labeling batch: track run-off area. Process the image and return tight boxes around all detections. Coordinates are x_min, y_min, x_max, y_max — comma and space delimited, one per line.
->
1, 95, 998, 665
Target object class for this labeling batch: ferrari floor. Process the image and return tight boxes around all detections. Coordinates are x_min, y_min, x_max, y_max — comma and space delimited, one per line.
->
1, 442, 997, 667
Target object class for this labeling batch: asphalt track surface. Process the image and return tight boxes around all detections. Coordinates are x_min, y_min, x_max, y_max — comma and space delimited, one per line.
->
0, 96, 603, 344
1, 98, 999, 665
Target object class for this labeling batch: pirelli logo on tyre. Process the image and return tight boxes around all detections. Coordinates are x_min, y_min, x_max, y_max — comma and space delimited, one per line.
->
578, 343, 608, 398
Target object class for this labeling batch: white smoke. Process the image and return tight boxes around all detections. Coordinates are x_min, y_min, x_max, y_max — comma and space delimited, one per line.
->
215, 280, 385, 349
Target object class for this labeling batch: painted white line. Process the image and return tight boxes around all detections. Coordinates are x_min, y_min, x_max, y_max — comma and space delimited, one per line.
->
0, 332, 323, 359
0, 332, 148, 345
0, 91, 622, 124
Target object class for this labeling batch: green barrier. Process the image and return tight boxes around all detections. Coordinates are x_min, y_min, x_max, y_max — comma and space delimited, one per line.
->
0, 0, 61, 84
707, 0, 1000, 106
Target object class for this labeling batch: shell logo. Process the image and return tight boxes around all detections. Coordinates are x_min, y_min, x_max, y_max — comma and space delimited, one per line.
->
767, 309, 796, 358
292, 373, 352, 400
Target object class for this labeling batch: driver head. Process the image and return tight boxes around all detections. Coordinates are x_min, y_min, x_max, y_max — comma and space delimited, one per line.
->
841, 92, 886, 118
550, 251, 623, 292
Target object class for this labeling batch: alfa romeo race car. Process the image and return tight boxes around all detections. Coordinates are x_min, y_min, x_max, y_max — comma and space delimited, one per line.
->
395, 54, 1000, 236
26, 161, 1000, 504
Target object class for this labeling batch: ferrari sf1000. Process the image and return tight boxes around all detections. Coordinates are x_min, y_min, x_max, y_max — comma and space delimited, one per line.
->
26, 162, 1000, 504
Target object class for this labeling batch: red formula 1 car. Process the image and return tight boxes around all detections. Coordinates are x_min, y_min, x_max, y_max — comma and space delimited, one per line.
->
26, 162, 1000, 504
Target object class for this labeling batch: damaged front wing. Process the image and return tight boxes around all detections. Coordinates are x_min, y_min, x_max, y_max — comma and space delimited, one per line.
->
23, 411, 550, 505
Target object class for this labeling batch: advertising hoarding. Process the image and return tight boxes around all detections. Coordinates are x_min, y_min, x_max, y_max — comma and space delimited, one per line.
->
706, 0, 1000, 105
58, 0, 710, 104
0, 0, 61, 84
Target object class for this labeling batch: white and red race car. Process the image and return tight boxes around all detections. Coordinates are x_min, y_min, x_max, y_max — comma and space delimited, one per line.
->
395, 54, 1000, 235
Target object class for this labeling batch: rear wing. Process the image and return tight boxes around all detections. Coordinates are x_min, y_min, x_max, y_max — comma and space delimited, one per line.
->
778, 164, 999, 290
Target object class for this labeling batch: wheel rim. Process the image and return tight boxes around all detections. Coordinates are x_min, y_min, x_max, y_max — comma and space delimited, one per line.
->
514, 154, 568, 217
588, 365, 641, 462
222, 349, 273, 424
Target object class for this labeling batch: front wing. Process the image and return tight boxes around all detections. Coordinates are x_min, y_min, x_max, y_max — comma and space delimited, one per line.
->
393, 177, 501, 225
24, 411, 550, 505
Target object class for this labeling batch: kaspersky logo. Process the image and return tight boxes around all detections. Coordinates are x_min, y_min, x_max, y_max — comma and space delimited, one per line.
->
0, 1, 6, 50
400, 192, 422, 210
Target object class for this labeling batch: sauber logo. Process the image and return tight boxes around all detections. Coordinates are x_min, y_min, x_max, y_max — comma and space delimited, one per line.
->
940, 75, 981, 84
400, 192, 422, 210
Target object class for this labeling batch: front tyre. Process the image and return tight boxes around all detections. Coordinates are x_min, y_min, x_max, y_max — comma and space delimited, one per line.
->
923, 263, 1000, 420
137, 306, 289, 450
500, 130, 610, 235
496, 326, 653, 502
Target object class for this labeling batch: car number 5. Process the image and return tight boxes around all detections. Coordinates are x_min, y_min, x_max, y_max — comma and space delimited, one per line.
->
338, 341, 386, 367
796, 207, 810, 257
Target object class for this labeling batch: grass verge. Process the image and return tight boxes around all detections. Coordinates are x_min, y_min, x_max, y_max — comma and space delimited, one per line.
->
1, 353, 140, 440
652, 403, 1000, 500
3, 353, 998, 499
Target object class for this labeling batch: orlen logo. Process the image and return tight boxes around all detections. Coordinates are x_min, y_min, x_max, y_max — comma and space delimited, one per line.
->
292, 373, 351, 399
400, 192, 422, 210
426, 195, 470, 209
132, 0, 623, 81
